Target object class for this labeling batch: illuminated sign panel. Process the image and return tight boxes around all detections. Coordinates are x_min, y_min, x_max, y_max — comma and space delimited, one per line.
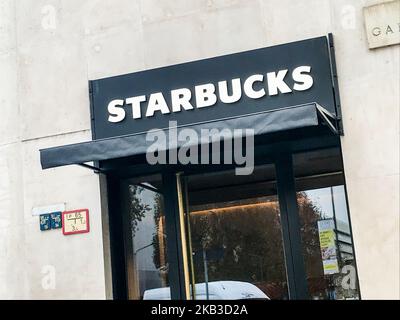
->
89, 36, 337, 140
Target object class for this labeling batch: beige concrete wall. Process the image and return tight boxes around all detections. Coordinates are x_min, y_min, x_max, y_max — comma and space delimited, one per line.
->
0, 0, 398, 299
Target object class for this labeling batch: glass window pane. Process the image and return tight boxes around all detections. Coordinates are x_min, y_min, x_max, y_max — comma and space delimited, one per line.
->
294, 148, 360, 300
185, 164, 289, 300
122, 175, 170, 300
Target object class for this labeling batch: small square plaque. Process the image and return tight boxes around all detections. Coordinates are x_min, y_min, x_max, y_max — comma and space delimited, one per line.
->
50, 211, 62, 229
364, 0, 400, 49
39, 214, 51, 231
62, 209, 90, 235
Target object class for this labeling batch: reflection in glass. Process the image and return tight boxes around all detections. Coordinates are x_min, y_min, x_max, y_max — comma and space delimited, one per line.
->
185, 166, 289, 300
122, 176, 169, 299
294, 148, 360, 300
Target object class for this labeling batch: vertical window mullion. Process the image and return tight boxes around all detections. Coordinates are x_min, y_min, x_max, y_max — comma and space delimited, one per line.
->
275, 153, 309, 299
162, 171, 189, 299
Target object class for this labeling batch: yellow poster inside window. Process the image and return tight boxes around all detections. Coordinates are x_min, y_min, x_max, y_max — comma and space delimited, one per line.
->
317, 219, 339, 275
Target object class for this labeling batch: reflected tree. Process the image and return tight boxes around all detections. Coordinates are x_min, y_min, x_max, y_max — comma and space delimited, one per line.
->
151, 193, 164, 268
189, 200, 288, 299
151, 193, 168, 286
297, 191, 328, 298
129, 185, 150, 237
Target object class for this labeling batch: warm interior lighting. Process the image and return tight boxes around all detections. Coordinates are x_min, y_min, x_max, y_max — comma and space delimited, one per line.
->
190, 201, 278, 215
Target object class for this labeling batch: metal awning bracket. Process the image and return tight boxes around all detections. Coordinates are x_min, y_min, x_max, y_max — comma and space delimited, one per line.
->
77, 163, 104, 174
315, 103, 342, 136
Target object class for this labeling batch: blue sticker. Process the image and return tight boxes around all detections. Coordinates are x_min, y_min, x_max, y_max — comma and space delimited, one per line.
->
50, 211, 62, 229
40, 214, 51, 231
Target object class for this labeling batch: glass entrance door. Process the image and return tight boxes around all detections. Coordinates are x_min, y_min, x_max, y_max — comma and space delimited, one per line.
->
179, 164, 290, 300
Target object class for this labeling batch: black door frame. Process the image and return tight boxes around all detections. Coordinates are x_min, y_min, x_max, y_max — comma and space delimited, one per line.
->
175, 152, 309, 300
105, 156, 310, 300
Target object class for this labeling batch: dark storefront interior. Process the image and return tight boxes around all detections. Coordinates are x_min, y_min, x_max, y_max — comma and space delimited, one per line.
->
106, 127, 360, 300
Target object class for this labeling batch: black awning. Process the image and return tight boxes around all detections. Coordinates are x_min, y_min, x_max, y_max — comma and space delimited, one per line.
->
39, 102, 340, 170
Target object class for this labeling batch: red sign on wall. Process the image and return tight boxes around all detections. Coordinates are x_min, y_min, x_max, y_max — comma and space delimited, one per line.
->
62, 209, 90, 235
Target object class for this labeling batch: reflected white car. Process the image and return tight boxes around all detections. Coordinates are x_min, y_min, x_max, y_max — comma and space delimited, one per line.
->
143, 281, 270, 300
